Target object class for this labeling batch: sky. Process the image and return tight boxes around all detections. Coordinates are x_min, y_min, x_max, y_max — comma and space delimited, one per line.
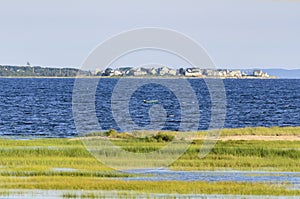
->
0, 0, 300, 69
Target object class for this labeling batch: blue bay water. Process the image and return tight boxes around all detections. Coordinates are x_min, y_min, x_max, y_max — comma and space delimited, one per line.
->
0, 78, 299, 137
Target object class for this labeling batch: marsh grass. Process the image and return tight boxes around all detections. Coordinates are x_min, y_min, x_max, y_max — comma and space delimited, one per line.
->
88, 126, 300, 141
0, 176, 298, 196
60, 185, 299, 198
0, 129, 299, 175
0, 190, 9, 196
0, 127, 299, 195
171, 140, 300, 171
218, 126, 300, 136
0, 138, 114, 176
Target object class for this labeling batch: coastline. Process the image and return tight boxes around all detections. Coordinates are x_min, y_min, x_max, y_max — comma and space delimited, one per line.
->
0, 75, 277, 79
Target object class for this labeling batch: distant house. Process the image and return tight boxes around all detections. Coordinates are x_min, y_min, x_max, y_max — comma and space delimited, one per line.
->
253, 70, 269, 77
228, 70, 242, 77
158, 66, 176, 76
185, 68, 203, 77
91, 66, 272, 78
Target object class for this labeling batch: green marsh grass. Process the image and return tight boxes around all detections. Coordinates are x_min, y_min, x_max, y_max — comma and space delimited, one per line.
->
0, 127, 299, 195
219, 126, 300, 136
0, 176, 298, 195
171, 140, 299, 171
108, 139, 300, 171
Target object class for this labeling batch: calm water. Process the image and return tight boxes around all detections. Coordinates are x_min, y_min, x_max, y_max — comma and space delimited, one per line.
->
0, 78, 299, 137
122, 169, 300, 189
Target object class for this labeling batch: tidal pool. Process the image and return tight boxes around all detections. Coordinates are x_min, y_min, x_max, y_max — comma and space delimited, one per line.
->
122, 169, 300, 190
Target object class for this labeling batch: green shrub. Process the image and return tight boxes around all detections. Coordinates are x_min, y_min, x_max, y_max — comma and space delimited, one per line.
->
153, 132, 175, 142
104, 129, 118, 137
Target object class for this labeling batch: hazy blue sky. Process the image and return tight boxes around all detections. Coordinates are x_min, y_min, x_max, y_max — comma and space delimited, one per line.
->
0, 0, 299, 69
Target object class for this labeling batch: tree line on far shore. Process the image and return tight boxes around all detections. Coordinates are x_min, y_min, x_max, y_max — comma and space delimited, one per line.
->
0, 65, 91, 77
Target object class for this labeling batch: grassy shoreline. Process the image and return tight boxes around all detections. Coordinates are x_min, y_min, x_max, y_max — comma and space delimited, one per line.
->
0, 126, 299, 195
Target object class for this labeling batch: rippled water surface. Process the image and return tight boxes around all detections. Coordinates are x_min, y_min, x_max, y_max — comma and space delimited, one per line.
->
122, 169, 300, 189
0, 78, 299, 137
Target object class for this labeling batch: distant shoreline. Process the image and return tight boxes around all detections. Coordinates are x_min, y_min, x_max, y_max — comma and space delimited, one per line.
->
0, 75, 277, 79
2, 65, 300, 78
0, 65, 276, 78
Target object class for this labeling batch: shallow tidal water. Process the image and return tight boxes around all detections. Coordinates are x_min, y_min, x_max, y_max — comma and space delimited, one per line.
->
122, 169, 300, 188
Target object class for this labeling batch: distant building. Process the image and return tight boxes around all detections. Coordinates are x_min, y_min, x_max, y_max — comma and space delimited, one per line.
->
89, 66, 272, 78
185, 68, 203, 77
253, 70, 269, 77
228, 70, 242, 77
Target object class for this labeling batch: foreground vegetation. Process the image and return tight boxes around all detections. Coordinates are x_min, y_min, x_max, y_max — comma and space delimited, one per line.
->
0, 127, 299, 196
219, 126, 300, 136
0, 176, 298, 196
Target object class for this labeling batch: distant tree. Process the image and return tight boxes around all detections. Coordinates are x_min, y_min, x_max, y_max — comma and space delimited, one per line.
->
103, 68, 113, 76
179, 68, 185, 75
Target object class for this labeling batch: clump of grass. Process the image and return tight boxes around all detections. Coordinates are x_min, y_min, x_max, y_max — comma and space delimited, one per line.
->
0, 190, 9, 197
101, 129, 175, 142
152, 132, 175, 142
62, 193, 77, 198
69, 193, 99, 198
104, 129, 119, 137
84, 129, 133, 139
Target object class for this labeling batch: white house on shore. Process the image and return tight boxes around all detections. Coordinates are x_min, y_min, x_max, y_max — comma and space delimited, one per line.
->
95, 66, 271, 78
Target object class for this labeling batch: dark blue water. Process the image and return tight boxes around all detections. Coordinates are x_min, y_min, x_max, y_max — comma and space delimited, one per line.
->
0, 78, 299, 137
